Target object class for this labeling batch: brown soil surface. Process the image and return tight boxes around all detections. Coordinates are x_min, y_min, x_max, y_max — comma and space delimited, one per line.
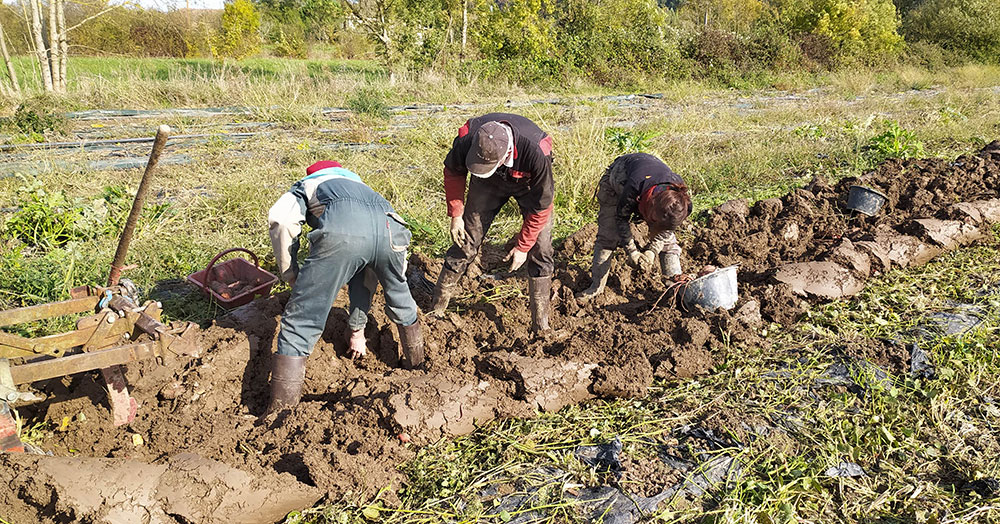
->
9, 144, 1000, 520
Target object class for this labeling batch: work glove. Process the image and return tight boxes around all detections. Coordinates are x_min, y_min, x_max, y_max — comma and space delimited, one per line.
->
348, 329, 367, 359
504, 247, 529, 272
450, 216, 467, 246
661, 252, 682, 278
625, 241, 648, 270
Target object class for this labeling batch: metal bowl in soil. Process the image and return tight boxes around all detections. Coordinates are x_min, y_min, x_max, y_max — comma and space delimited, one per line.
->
681, 265, 739, 311
846, 185, 888, 216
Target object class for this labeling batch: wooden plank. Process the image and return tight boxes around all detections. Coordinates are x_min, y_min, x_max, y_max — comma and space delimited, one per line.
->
9, 341, 157, 385
0, 296, 99, 328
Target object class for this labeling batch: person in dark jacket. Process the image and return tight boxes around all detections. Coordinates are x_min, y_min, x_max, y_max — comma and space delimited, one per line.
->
265, 161, 423, 414
576, 153, 692, 301
430, 113, 555, 332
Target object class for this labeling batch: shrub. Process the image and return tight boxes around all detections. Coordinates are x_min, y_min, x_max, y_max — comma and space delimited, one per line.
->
903, 0, 1000, 63
0, 98, 68, 142
555, 0, 680, 85
213, 0, 262, 59
778, 0, 903, 63
473, 0, 557, 63
270, 25, 308, 58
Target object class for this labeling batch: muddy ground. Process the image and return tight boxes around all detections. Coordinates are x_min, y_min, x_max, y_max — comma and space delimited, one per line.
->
3, 143, 1000, 522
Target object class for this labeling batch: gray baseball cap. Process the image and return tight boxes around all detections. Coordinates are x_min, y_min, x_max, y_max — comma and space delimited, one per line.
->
466, 121, 509, 178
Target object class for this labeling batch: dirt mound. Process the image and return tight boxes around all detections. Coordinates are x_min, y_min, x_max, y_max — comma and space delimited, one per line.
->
684, 145, 1000, 323
11, 145, 1000, 512
0, 452, 321, 524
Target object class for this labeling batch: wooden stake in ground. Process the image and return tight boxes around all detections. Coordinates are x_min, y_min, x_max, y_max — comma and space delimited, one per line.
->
102, 124, 171, 427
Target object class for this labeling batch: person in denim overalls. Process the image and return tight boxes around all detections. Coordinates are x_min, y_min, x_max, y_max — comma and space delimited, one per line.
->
266, 161, 423, 413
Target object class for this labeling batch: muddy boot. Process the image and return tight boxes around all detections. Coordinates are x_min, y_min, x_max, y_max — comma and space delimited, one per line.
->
528, 276, 551, 333
429, 267, 461, 316
575, 248, 613, 301
396, 320, 425, 369
266, 354, 307, 415
660, 252, 682, 278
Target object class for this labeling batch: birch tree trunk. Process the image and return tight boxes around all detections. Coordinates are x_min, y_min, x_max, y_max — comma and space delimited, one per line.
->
48, 0, 61, 90
0, 20, 20, 96
461, 0, 468, 58
30, 0, 53, 92
57, 0, 67, 92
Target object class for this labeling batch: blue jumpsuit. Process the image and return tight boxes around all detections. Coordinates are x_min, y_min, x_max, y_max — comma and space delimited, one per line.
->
267, 167, 418, 357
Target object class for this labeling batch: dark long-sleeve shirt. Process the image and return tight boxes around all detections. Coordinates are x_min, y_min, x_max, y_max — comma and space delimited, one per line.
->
443, 113, 554, 253
612, 153, 690, 248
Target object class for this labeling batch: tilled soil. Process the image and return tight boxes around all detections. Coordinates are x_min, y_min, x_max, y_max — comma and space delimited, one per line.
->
7, 143, 1000, 520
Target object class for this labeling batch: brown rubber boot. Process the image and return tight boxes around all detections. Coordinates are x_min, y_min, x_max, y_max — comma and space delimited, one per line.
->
528, 276, 551, 333
266, 354, 307, 415
429, 267, 462, 315
396, 320, 425, 369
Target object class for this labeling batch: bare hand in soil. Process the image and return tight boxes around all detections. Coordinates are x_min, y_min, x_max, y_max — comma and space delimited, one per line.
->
450, 216, 467, 245
504, 247, 528, 272
349, 330, 366, 359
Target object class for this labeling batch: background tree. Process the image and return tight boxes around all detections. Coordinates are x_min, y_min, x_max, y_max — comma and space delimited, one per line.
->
213, 0, 262, 59
776, 0, 903, 63
903, 0, 1000, 63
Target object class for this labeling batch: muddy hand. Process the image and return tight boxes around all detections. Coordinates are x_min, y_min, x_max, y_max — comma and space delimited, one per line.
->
698, 265, 717, 277
349, 329, 366, 359
504, 247, 528, 272
449, 216, 467, 246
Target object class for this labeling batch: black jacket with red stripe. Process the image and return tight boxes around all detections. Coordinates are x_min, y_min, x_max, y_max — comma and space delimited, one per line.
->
614, 153, 690, 245
443, 113, 554, 252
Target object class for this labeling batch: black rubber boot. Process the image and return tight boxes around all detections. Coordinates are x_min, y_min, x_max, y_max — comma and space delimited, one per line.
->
396, 320, 425, 369
429, 267, 462, 315
266, 354, 307, 415
528, 276, 551, 333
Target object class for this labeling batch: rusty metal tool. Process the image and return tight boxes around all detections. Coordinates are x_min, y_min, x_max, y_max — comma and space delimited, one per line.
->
104, 124, 170, 427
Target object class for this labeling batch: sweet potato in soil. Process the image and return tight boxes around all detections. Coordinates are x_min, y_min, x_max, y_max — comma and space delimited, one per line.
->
5, 144, 1000, 518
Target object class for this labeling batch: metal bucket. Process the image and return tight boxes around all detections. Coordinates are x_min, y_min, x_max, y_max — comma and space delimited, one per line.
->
681, 265, 739, 311
846, 185, 887, 216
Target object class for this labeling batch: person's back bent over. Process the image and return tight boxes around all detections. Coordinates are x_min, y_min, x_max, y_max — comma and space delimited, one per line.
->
430, 113, 555, 333
266, 161, 423, 414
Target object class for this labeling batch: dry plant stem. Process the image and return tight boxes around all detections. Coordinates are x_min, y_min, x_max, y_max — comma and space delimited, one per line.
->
0, 21, 19, 96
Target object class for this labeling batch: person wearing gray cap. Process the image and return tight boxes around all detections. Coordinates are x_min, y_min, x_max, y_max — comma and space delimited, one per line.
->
430, 113, 555, 333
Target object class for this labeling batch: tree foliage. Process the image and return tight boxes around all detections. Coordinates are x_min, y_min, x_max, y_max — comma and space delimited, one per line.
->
903, 0, 1000, 62
777, 0, 903, 62
214, 0, 262, 59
